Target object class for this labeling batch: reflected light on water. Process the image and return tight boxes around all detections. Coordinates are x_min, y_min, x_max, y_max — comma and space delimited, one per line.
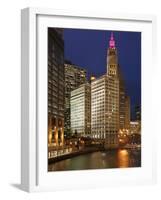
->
117, 149, 129, 168
48, 149, 141, 171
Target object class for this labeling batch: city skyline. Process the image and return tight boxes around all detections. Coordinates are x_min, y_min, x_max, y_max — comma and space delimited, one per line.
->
48, 28, 141, 171
64, 29, 141, 119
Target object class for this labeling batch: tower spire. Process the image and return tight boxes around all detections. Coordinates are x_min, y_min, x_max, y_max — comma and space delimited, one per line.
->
107, 32, 118, 76
109, 32, 115, 48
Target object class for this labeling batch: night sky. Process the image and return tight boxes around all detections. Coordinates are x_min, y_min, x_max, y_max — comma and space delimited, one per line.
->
64, 29, 141, 119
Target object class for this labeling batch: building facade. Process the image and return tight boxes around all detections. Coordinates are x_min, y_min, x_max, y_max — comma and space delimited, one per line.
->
91, 75, 107, 139
91, 75, 119, 143
91, 33, 120, 148
70, 83, 91, 136
130, 121, 141, 135
135, 105, 141, 121
106, 33, 120, 147
118, 68, 126, 129
64, 62, 87, 137
125, 96, 130, 129
48, 28, 64, 146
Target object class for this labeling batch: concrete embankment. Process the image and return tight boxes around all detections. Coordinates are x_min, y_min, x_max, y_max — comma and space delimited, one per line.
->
48, 147, 103, 164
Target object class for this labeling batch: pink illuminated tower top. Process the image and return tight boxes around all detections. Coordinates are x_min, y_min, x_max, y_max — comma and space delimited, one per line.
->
109, 32, 115, 48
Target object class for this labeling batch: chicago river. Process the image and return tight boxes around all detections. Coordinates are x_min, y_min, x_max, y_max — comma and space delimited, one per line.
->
48, 149, 141, 171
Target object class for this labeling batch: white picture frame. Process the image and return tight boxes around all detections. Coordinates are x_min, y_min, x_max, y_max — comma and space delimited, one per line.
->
21, 7, 157, 192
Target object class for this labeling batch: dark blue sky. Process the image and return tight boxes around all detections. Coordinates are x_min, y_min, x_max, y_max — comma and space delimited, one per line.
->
64, 29, 141, 119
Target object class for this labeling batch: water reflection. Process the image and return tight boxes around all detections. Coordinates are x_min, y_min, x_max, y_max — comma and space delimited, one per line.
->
117, 149, 129, 168
48, 149, 141, 171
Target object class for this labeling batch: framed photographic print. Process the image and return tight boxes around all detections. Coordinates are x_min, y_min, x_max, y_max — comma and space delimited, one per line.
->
21, 8, 156, 192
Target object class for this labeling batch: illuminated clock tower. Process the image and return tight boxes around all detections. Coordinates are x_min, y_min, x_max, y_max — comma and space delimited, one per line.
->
104, 32, 119, 148
107, 32, 118, 77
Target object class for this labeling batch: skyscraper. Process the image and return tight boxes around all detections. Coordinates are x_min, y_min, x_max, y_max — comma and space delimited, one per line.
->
91, 33, 119, 148
48, 28, 64, 146
135, 105, 141, 121
134, 104, 141, 135
64, 62, 87, 137
106, 32, 120, 147
108, 35, 129, 131
70, 83, 91, 136
91, 75, 108, 139
118, 67, 126, 129
125, 96, 130, 129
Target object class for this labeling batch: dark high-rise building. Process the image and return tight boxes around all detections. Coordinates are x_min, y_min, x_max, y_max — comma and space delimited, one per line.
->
135, 105, 141, 121
125, 96, 130, 129
64, 62, 87, 137
118, 67, 126, 129
48, 28, 64, 146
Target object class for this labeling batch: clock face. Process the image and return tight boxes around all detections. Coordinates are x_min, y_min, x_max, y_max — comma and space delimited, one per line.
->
108, 48, 118, 65
108, 55, 117, 65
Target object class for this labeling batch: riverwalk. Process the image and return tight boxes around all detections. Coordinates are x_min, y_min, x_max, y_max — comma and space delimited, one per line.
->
48, 146, 103, 164
48, 144, 141, 164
